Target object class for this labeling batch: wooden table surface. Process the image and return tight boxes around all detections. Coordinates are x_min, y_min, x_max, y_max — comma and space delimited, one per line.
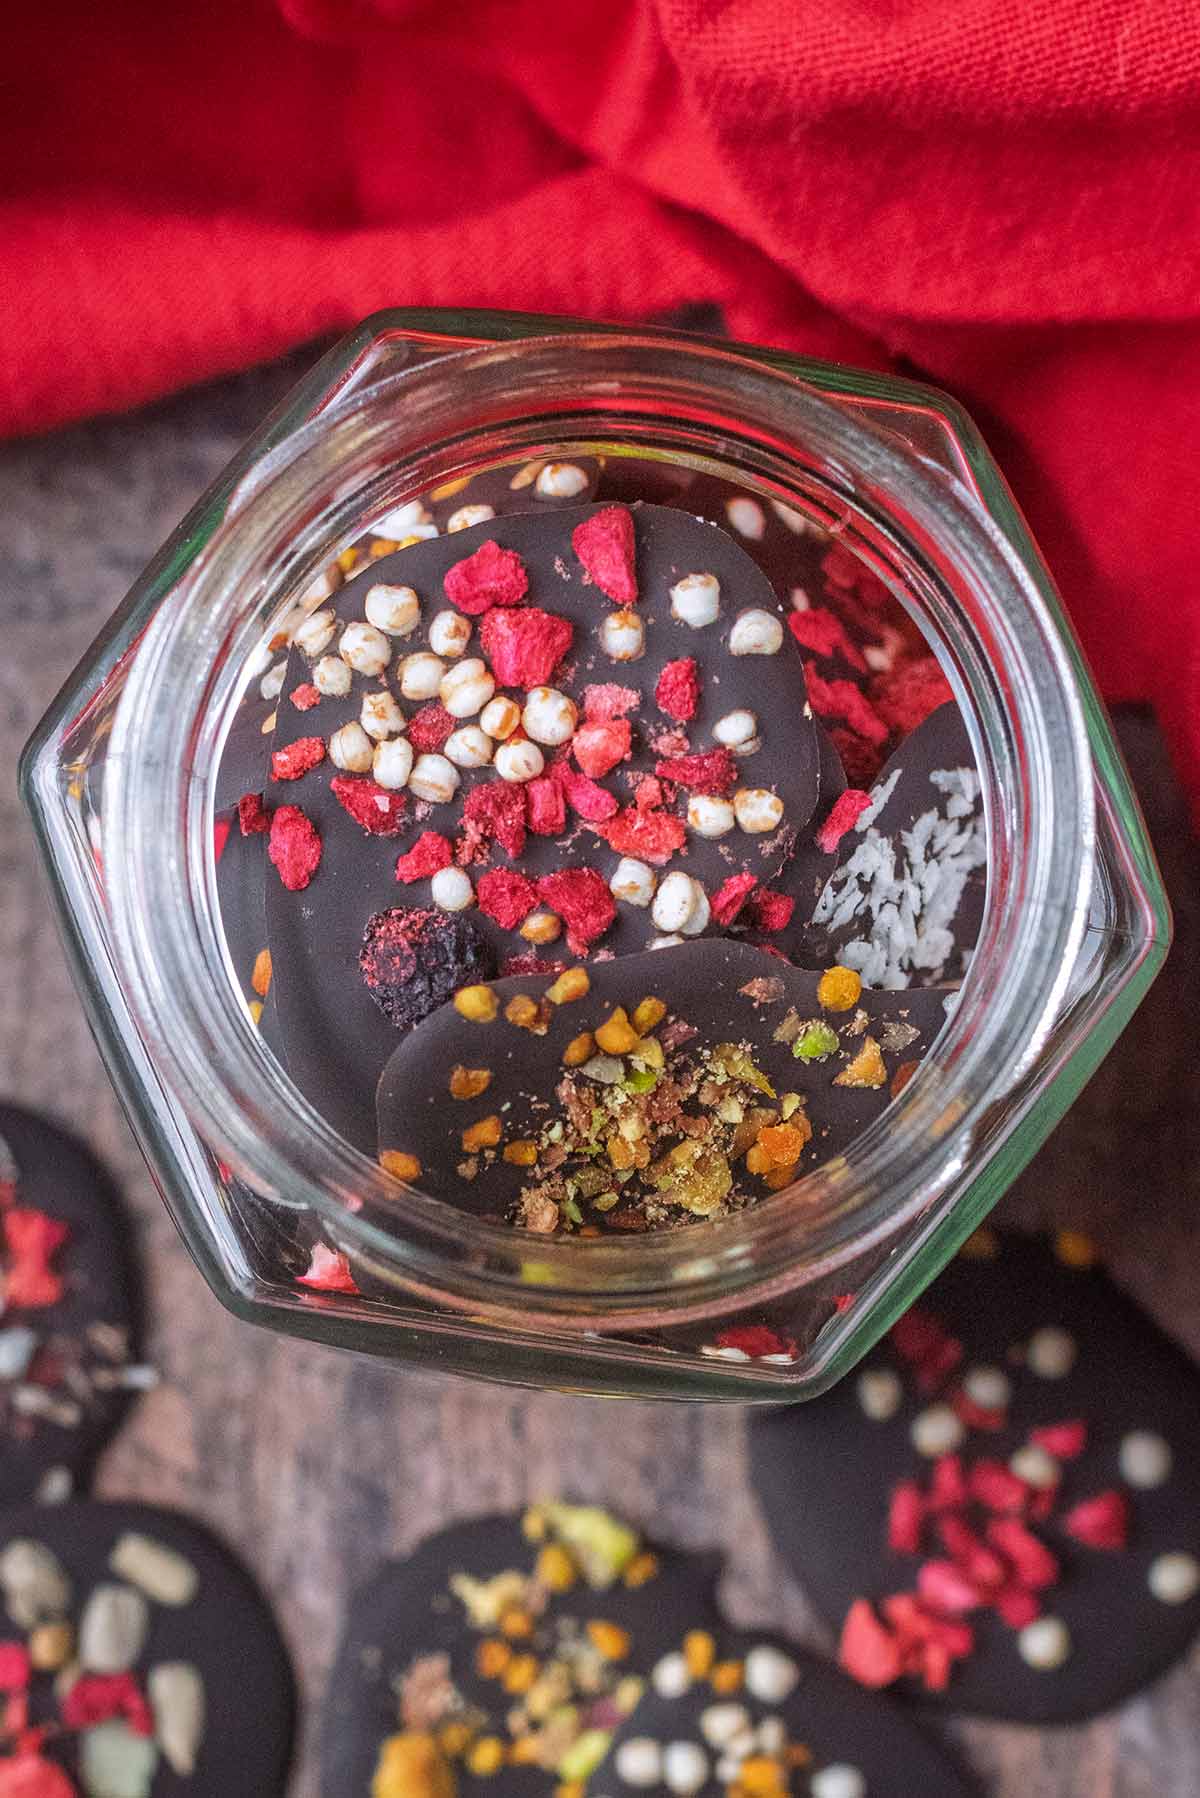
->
2, 353, 1198, 1797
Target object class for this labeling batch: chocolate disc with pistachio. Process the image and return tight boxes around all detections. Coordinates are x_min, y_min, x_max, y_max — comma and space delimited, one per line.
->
375, 940, 951, 1231
0, 1105, 144, 1507
250, 501, 826, 1151
595, 1626, 974, 1798
807, 703, 986, 989
0, 1498, 295, 1793
320, 1505, 723, 1798
749, 1232, 1200, 1723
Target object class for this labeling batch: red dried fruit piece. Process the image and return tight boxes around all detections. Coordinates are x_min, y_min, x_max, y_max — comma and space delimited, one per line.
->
395, 832, 453, 882
0, 1647, 29, 1694
270, 735, 326, 782
527, 773, 568, 837
803, 661, 889, 746
985, 1518, 1059, 1589
968, 1459, 1030, 1514
714, 1325, 797, 1359
237, 792, 270, 836
822, 542, 892, 609
571, 505, 637, 604
633, 775, 664, 810
711, 873, 758, 927
917, 1560, 981, 1617
0, 1753, 77, 1798
477, 868, 539, 930
1028, 1486, 1056, 1522
462, 782, 528, 861
936, 1516, 1007, 1590
599, 806, 687, 867
995, 1586, 1042, 1629
444, 538, 529, 615
480, 607, 574, 688
928, 1454, 968, 1513
880, 1595, 973, 1662
950, 1391, 1006, 1432
915, 1337, 964, 1394
890, 1307, 947, 1366
212, 817, 231, 863
655, 657, 700, 722
887, 1481, 924, 1555
298, 1243, 359, 1295
830, 726, 886, 789
872, 655, 954, 737
747, 888, 795, 932
838, 1599, 902, 1688
60, 1672, 152, 1735
407, 703, 456, 755
654, 748, 737, 797
535, 868, 615, 954
573, 719, 631, 780
1029, 1419, 1088, 1459
561, 764, 618, 824
1063, 1489, 1130, 1550
360, 907, 494, 1030
583, 683, 640, 720
331, 776, 407, 836
833, 1293, 856, 1313
815, 788, 872, 855
268, 805, 322, 891
788, 606, 869, 672
3, 1211, 69, 1310
290, 682, 320, 711
500, 953, 567, 978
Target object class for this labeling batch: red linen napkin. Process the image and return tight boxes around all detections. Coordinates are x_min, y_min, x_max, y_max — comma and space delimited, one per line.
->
2, 0, 1197, 811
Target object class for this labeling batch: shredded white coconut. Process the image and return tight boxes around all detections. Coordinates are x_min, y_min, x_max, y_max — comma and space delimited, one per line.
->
811, 764, 985, 988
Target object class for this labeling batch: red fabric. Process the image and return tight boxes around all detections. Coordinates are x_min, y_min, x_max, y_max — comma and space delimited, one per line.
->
4, 1, 1199, 806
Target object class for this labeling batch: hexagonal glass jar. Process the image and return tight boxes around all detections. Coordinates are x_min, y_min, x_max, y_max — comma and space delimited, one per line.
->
21, 310, 1169, 1400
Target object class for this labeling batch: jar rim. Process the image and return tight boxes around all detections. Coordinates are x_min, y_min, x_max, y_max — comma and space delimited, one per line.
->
103, 330, 1094, 1322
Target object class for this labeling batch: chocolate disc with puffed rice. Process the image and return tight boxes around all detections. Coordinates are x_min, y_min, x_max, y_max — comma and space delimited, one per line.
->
253, 501, 827, 1152
0, 1498, 294, 1794
595, 1625, 975, 1798
320, 1506, 724, 1798
749, 1231, 1200, 1722
375, 940, 952, 1229
0, 1104, 143, 1507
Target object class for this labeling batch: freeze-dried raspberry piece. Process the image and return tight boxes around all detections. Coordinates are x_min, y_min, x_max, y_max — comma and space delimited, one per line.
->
571, 505, 637, 604
477, 868, 539, 930
747, 888, 794, 932
237, 792, 270, 836
290, 682, 320, 711
535, 867, 615, 953
407, 704, 456, 755
444, 538, 528, 614
298, 1243, 359, 1294
3, 1210, 68, 1309
952, 1390, 1006, 1432
984, 1518, 1059, 1589
360, 907, 494, 1029
887, 1481, 924, 1555
928, 1454, 968, 1513
995, 1587, 1042, 1629
803, 662, 889, 746
331, 776, 407, 836
480, 607, 574, 688
395, 832, 453, 882
712, 1324, 797, 1358
582, 683, 640, 721
871, 656, 954, 736
599, 806, 687, 866
655, 657, 700, 722
917, 1560, 981, 1618
787, 607, 869, 672
711, 873, 758, 927
815, 788, 872, 854
633, 775, 664, 810
500, 952, 567, 977
561, 764, 618, 823
654, 748, 737, 797
968, 1459, 1029, 1514
462, 782, 527, 860
527, 773, 567, 837
830, 727, 886, 789
60, 1672, 151, 1733
936, 1516, 1007, 1590
572, 719, 631, 779
1029, 1419, 1088, 1459
268, 804, 322, 891
838, 1600, 902, 1689
271, 736, 326, 782
1062, 1490, 1129, 1550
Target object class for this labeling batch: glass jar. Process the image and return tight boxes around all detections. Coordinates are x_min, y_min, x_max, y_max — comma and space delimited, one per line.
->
21, 312, 1169, 1400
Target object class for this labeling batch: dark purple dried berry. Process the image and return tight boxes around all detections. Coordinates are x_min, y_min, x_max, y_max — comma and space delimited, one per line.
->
359, 908, 495, 1031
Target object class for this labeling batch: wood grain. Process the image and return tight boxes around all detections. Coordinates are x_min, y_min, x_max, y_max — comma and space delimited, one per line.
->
1, 355, 1196, 1796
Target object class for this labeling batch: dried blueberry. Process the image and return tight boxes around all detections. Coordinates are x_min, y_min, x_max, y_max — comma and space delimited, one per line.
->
359, 909, 495, 1031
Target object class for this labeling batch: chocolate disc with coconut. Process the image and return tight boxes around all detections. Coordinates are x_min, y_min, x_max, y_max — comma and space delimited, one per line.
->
748, 1232, 1200, 1723
320, 1505, 723, 1798
251, 501, 827, 1150
0, 1105, 145, 1507
806, 703, 986, 989
0, 1498, 295, 1793
375, 940, 951, 1230
595, 1626, 974, 1798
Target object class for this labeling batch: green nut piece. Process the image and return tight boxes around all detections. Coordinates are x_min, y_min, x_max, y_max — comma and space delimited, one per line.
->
793, 1020, 840, 1062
